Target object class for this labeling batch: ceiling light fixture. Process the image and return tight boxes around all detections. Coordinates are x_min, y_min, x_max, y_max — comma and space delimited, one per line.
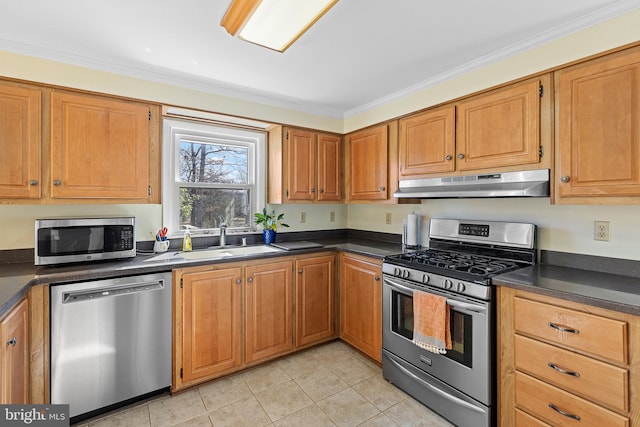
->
221, 0, 338, 52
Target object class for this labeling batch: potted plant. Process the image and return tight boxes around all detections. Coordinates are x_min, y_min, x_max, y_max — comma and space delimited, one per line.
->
254, 208, 289, 244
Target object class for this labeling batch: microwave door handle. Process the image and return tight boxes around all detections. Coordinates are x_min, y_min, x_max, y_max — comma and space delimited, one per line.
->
445, 299, 487, 313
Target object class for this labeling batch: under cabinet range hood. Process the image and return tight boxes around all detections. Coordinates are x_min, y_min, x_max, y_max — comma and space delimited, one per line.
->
394, 169, 550, 199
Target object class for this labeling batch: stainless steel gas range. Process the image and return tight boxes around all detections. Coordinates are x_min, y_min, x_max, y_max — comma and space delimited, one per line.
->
382, 218, 536, 427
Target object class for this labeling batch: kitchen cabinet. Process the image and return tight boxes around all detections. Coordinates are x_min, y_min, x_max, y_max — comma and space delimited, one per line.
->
0, 82, 41, 199
398, 75, 552, 180
498, 287, 640, 427
180, 266, 243, 384
50, 90, 158, 200
295, 254, 335, 347
0, 298, 29, 404
345, 122, 400, 203
267, 126, 342, 203
339, 253, 382, 362
555, 45, 640, 203
245, 260, 294, 363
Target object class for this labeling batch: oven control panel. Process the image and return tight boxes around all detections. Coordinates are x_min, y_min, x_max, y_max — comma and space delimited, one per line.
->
459, 223, 489, 237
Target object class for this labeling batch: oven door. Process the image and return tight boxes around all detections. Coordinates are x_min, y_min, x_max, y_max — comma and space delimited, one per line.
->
382, 274, 493, 406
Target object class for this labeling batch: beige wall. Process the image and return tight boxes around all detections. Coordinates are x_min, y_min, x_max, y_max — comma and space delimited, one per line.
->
1, 9, 640, 261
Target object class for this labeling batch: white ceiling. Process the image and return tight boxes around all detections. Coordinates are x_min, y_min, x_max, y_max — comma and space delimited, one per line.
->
1, 0, 638, 119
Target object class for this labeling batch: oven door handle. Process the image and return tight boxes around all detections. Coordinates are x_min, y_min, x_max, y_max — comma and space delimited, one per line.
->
384, 278, 486, 313
386, 354, 487, 415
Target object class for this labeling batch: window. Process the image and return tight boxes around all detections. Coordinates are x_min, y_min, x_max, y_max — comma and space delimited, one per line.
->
163, 118, 266, 236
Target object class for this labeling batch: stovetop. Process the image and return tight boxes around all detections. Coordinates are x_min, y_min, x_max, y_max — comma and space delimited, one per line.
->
384, 249, 525, 284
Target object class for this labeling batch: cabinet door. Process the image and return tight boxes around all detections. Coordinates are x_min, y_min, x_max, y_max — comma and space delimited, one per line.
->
347, 125, 388, 200
182, 267, 242, 383
1, 299, 29, 404
50, 91, 150, 199
340, 255, 382, 362
0, 83, 41, 199
456, 79, 541, 171
317, 133, 342, 201
556, 47, 640, 198
245, 260, 293, 363
399, 106, 455, 177
295, 255, 335, 347
286, 128, 315, 201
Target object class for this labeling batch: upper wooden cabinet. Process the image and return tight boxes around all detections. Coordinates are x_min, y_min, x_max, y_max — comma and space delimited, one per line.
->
399, 75, 552, 179
0, 82, 41, 199
268, 126, 342, 203
555, 46, 640, 203
345, 122, 400, 203
399, 105, 455, 178
50, 91, 156, 200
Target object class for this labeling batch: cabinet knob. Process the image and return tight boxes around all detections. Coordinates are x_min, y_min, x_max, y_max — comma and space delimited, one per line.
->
6, 337, 16, 347
457, 153, 465, 159
298, 269, 303, 274
53, 180, 62, 186
319, 189, 324, 193
445, 155, 452, 161
29, 180, 38, 186
310, 188, 315, 193
380, 187, 385, 192
235, 279, 241, 285
561, 176, 571, 183
247, 277, 253, 283
374, 275, 380, 281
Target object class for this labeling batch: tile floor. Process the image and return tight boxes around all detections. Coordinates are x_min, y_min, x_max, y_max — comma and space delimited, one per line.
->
75, 341, 453, 427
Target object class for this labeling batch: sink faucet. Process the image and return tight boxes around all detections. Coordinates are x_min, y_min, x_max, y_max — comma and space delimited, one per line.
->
219, 221, 227, 247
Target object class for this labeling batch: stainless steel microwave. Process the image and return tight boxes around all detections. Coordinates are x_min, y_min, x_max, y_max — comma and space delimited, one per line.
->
35, 217, 136, 266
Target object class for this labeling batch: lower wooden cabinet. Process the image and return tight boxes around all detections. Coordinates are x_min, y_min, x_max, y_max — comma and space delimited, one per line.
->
180, 266, 243, 384
295, 255, 335, 347
0, 298, 29, 404
498, 287, 640, 427
174, 252, 336, 390
245, 260, 294, 363
339, 253, 382, 362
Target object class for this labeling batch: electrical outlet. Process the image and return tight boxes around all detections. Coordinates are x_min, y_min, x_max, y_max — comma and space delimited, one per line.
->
329, 211, 335, 222
300, 212, 306, 223
385, 213, 392, 225
594, 220, 610, 241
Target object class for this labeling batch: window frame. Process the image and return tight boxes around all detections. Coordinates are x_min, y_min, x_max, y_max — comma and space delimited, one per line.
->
162, 118, 266, 237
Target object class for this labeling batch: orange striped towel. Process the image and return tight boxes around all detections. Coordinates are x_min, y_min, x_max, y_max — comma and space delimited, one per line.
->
413, 291, 451, 354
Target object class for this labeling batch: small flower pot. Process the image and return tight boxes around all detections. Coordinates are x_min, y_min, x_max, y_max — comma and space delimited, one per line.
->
263, 229, 276, 244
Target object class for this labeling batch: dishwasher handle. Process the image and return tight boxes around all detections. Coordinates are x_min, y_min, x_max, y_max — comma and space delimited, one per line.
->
62, 280, 165, 303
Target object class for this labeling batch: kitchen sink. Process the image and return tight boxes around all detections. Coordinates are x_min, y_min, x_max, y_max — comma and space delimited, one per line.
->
143, 244, 284, 262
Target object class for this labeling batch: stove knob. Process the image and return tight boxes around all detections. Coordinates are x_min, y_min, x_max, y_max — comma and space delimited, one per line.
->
422, 274, 430, 283
443, 279, 453, 290
457, 282, 466, 293
402, 270, 410, 279
394, 267, 401, 277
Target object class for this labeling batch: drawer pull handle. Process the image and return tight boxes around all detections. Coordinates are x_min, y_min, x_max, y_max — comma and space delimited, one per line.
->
548, 322, 579, 334
548, 403, 581, 421
547, 362, 580, 378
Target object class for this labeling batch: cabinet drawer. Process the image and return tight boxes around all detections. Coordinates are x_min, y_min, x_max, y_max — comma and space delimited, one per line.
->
513, 297, 627, 364
515, 372, 628, 427
515, 334, 628, 412
515, 409, 552, 427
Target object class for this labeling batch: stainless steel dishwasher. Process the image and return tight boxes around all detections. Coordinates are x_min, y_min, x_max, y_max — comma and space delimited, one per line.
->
50, 272, 172, 419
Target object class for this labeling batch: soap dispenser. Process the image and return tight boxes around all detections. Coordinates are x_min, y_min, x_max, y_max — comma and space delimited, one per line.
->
182, 229, 192, 251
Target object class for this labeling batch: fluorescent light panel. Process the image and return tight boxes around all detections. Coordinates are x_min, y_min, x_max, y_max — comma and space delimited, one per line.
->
222, 0, 338, 52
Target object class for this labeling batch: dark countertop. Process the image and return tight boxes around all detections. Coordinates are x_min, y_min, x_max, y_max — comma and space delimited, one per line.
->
0, 235, 403, 318
494, 251, 640, 316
